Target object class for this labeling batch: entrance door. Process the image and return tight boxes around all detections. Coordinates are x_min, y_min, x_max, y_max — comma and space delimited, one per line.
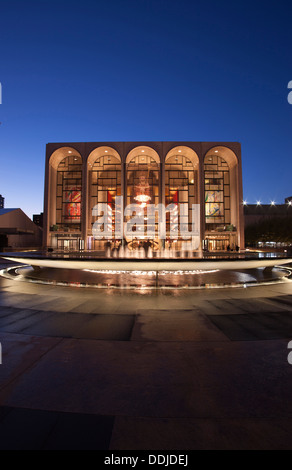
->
207, 238, 230, 251
57, 238, 79, 251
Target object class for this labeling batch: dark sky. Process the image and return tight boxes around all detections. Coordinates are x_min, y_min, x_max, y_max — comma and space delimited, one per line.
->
0, 0, 291, 217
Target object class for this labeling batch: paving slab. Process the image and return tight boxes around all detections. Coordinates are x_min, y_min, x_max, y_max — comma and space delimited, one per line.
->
110, 416, 292, 450
0, 333, 61, 392
131, 310, 228, 342
0, 309, 136, 341
0, 406, 114, 450
0, 310, 55, 333
209, 312, 292, 341
0, 268, 292, 449
0, 336, 291, 420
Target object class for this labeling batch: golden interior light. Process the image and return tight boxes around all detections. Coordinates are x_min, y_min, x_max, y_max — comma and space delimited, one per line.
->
135, 194, 151, 203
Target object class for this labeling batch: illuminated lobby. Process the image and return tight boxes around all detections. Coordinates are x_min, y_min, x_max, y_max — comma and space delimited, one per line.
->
43, 141, 245, 254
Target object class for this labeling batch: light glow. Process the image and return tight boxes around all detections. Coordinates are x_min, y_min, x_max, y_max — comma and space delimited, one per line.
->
134, 194, 151, 203
83, 269, 219, 275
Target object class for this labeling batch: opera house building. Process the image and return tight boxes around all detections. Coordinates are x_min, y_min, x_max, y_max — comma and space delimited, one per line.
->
43, 142, 244, 253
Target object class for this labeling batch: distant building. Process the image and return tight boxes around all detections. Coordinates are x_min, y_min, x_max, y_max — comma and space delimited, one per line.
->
244, 199, 292, 247
0, 195, 4, 209
33, 212, 44, 228
244, 200, 292, 227
0, 208, 43, 252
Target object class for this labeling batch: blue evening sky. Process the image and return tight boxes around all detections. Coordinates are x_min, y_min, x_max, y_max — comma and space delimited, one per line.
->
0, 0, 291, 218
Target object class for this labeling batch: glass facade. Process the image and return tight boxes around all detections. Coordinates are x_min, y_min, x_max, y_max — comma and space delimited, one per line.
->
165, 154, 197, 236
55, 155, 82, 232
89, 154, 121, 236
126, 154, 159, 243
46, 143, 243, 252
204, 154, 231, 229
127, 154, 159, 206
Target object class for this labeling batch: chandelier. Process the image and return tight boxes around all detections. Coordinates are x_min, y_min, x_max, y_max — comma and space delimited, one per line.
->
135, 193, 151, 203
134, 175, 151, 204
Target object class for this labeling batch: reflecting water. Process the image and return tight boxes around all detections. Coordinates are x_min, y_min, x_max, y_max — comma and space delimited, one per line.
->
8, 265, 290, 290
1, 248, 292, 290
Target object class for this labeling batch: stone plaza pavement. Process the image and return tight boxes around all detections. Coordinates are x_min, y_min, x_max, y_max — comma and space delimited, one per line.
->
0, 259, 292, 449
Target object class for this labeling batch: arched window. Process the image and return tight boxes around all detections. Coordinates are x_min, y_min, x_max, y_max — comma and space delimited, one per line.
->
127, 154, 159, 207
56, 154, 82, 232
204, 154, 230, 228
125, 148, 160, 243
165, 148, 199, 240
88, 152, 121, 237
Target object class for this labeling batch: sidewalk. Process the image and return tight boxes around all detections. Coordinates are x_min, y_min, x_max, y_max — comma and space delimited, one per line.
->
1, 262, 292, 449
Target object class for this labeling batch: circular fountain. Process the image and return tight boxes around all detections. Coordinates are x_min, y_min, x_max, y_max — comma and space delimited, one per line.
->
1, 249, 292, 290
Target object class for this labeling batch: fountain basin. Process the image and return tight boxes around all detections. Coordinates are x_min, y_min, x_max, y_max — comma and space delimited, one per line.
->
2, 254, 292, 272
2, 252, 292, 290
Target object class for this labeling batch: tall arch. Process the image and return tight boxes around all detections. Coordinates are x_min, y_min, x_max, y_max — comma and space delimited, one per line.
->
49, 146, 82, 170
165, 146, 199, 246
204, 146, 239, 250
87, 147, 122, 249
126, 146, 160, 207
125, 146, 160, 245
126, 145, 160, 166
47, 147, 83, 250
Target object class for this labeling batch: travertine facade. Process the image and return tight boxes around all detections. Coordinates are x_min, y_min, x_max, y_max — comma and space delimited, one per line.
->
43, 142, 244, 252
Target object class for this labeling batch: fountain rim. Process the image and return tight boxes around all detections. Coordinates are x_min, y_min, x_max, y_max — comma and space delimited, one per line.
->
2, 252, 292, 272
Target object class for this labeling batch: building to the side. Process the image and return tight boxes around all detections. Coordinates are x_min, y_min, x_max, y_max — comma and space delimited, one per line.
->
33, 212, 44, 228
43, 142, 245, 252
0, 208, 43, 252
244, 202, 292, 228
244, 199, 292, 247
0, 195, 4, 209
